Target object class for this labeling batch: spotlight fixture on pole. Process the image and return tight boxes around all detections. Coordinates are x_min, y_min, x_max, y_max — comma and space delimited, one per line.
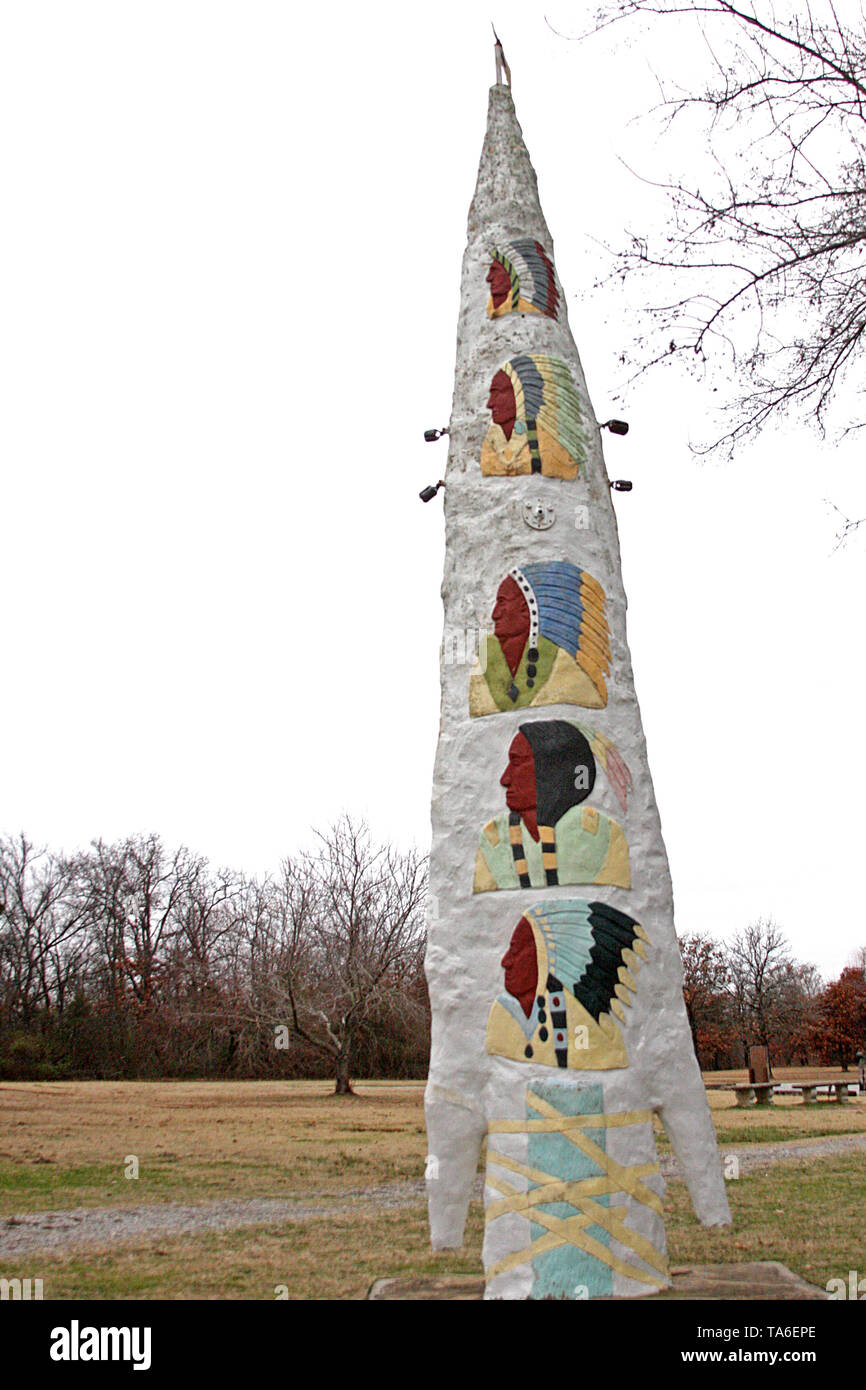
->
600, 419, 629, 435
424, 427, 449, 442
609, 480, 633, 492
419, 480, 446, 503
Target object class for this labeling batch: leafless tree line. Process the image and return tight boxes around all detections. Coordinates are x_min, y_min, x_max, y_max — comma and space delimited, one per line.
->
0, 819, 429, 1093
681, 917, 866, 1072
7, 822, 859, 1086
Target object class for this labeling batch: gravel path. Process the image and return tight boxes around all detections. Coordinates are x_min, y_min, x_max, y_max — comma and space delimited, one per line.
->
659, 1130, 866, 1177
2, 1133, 863, 1259
0, 1182, 432, 1259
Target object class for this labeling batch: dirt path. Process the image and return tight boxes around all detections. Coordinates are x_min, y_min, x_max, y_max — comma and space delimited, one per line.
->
2, 1132, 864, 1259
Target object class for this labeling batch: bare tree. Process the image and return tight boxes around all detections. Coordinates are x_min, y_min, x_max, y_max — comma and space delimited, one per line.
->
770, 957, 823, 1064
238, 817, 428, 1094
80, 834, 208, 1009
74, 833, 218, 1072
573, 1, 866, 462
724, 918, 801, 1069
0, 834, 85, 1028
679, 931, 733, 1066
158, 862, 244, 1074
813, 964, 866, 1068
848, 944, 866, 975
167, 859, 242, 995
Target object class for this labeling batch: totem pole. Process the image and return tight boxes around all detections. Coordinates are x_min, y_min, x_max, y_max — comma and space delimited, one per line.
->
423, 56, 731, 1300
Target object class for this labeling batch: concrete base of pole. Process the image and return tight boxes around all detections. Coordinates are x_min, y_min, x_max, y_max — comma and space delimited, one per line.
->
367, 1262, 828, 1300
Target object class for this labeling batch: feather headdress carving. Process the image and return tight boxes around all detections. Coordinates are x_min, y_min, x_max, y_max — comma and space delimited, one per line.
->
482, 353, 586, 478
487, 239, 560, 320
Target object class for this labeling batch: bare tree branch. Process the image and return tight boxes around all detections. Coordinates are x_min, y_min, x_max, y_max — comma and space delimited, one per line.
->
566, 1, 866, 455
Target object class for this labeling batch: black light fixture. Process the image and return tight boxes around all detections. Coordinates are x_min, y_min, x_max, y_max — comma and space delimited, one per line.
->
420, 480, 446, 503
609, 480, 633, 492
600, 419, 629, 435
424, 427, 449, 442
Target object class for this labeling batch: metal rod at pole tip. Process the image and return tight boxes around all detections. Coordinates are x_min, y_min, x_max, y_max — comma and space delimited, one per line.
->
492, 24, 511, 87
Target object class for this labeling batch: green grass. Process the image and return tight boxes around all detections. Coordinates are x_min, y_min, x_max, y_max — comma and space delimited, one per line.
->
655, 1123, 863, 1147
0, 1206, 486, 1301
0, 1157, 862, 1299
0, 1158, 191, 1209
0, 1160, 117, 1194
705, 1125, 858, 1145
0, 1154, 419, 1216
666, 1155, 866, 1291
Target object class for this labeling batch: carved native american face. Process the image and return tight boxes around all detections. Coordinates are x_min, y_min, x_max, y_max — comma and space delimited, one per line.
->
487, 369, 518, 440
492, 575, 530, 676
501, 916, 539, 1017
500, 732, 539, 837
486, 257, 514, 312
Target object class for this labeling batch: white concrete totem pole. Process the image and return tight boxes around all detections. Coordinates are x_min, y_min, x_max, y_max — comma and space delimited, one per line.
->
423, 63, 731, 1300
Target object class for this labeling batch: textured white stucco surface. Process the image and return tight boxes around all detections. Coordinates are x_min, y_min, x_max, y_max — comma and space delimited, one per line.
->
424, 83, 731, 1299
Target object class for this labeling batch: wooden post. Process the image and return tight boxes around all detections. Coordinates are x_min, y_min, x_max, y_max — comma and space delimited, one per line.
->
749, 1045, 770, 1084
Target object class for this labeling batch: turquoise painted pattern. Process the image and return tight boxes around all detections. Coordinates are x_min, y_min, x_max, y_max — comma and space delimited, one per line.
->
526, 1080, 613, 1299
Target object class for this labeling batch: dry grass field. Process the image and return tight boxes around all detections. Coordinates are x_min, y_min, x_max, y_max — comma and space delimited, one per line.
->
0, 1079, 429, 1213
0, 1073, 864, 1299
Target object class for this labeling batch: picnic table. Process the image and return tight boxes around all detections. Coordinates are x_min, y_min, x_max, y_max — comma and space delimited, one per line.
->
771, 1080, 855, 1106
705, 1078, 859, 1107
711, 1079, 859, 1107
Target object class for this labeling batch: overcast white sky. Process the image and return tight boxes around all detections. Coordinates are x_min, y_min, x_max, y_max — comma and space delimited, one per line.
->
2, 2, 863, 978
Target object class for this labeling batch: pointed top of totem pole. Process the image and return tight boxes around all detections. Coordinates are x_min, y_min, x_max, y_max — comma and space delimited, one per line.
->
468, 57, 550, 247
